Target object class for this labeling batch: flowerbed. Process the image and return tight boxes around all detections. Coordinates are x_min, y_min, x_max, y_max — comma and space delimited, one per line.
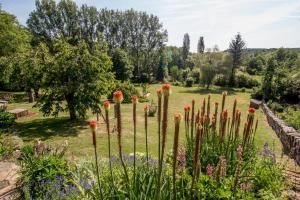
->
16, 84, 288, 199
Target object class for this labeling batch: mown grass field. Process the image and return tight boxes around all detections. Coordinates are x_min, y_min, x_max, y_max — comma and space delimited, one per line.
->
5, 84, 282, 160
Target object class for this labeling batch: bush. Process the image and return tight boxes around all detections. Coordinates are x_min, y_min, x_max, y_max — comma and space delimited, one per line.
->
185, 77, 194, 87
148, 100, 157, 117
279, 107, 300, 132
251, 87, 263, 100
18, 142, 73, 199
214, 74, 228, 86
0, 109, 16, 129
190, 68, 200, 84
108, 81, 139, 103
235, 72, 260, 88
267, 101, 284, 112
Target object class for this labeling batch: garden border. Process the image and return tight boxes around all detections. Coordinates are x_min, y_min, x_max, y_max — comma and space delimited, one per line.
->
260, 102, 300, 165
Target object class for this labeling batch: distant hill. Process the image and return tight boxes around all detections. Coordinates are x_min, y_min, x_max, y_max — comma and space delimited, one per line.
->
224, 48, 300, 53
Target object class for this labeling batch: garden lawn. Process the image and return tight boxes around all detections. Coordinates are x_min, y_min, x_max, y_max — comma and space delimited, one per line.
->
6, 85, 281, 160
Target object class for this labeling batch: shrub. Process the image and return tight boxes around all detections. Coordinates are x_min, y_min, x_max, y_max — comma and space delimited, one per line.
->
190, 68, 201, 84
235, 72, 260, 88
279, 107, 300, 132
185, 77, 194, 87
214, 74, 228, 86
0, 109, 16, 129
267, 101, 284, 113
108, 81, 138, 103
18, 142, 73, 199
148, 100, 157, 117
251, 87, 263, 100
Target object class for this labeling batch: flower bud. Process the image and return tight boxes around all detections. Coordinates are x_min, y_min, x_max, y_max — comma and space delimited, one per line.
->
89, 119, 97, 130
173, 112, 182, 123
184, 105, 191, 112
144, 104, 149, 112
131, 95, 138, 104
162, 83, 172, 95
103, 100, 111, 110
156, 88, 163, 98
113, 90, 124, 103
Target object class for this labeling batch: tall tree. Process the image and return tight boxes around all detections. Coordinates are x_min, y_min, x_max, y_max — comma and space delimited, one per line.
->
27, 1, 168, 81
182, 33, 190, 64
112, 48, 133, 81
262, 57, 276, 100
0, 9, 30, 85
197, 36, 205, 53
36, 38, 114, 120
228, 33, 246, 86
156, 51, 167, 82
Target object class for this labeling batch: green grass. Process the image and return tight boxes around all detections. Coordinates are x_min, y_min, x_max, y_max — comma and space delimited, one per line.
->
5, 84, 281, 159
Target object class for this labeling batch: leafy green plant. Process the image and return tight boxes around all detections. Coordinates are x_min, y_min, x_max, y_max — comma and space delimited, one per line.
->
0, 108, 16, 128
17, 142, 72, 199
185, 77, 194, 87
108, 81, 138, 103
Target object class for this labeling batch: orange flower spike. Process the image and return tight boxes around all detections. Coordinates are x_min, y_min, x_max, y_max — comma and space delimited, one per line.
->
184, 105, 191, 112
131, 95, 139, 104
103, 100, 111, 110
156, 88, 163, 98
162, 83, 172, 95
113, 90, 124, 103
223, 109, 228, 120
248, 107, 256, 115
174, 112, 183, 123
89, 119, 97, 130
144, 104, 150, 112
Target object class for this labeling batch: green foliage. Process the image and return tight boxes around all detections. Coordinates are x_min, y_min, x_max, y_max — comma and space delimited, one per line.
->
148, 100, 157, 117
0, 9, 31, 85
0, 109, 16, 129
197, 36, 205, 54
228, 33, 246, 86
108, 81, 138, 103
190, 68, 200, 84
246, 55, 265, 75
0, 133, 16, 160
182, 33, 190, 62
262, 57, 276, 100
170, 65, 180, 82
251, 87, 263, 100
279, 107, 300, 132
200, 65, 217, 89
235, 71, 260, 88
267, 101, 284, 112
112, 48, 133, 81
214, 74, 228, 86
185, 77, 194, 87
18, 143, 72, 199
27, 0, 167, 81
36, 39, 114, 120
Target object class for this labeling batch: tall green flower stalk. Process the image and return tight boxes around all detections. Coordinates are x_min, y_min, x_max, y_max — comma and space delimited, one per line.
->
88, 120, 103, 199
191, 123, 202, 196
172, 113, 182, 200
190, 99, 195, 139
144, 104, 149, 164
131, 95, 138, 181
113, 90, 130, 185
184, 105, 191, 142
103, 101, 113, 182
156, 83, 171, 200
157, 88, 162, 164
233, 146, 243, 192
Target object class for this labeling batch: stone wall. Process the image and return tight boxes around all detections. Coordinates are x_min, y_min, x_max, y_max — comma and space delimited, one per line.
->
261, 103, 300, 165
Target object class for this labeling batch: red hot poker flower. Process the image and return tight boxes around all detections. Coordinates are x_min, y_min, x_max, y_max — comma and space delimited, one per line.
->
162, 83, 172, 95
223, 109, 228, 120
131, 95, 138, 104
248, 107, 256, 115
174, 113, 183, 123
156, 88, 163, 97
89, 119, 97, 130
184, 105, 191, 112
144, 104, 150, 112
113, 90, 124, 103
103, 100, 111, 110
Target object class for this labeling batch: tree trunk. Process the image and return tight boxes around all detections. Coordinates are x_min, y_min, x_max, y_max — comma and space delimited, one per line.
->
34, 88, 39, 99
27, 88, 34, 103
65, 94, 76, 120
229, 66, 236, 87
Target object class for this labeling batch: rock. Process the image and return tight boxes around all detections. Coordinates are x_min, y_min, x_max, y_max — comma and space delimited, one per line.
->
250, 99, 261, 109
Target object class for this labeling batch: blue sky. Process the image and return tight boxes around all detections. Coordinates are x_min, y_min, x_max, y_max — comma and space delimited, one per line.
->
1, 0, 300, 51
